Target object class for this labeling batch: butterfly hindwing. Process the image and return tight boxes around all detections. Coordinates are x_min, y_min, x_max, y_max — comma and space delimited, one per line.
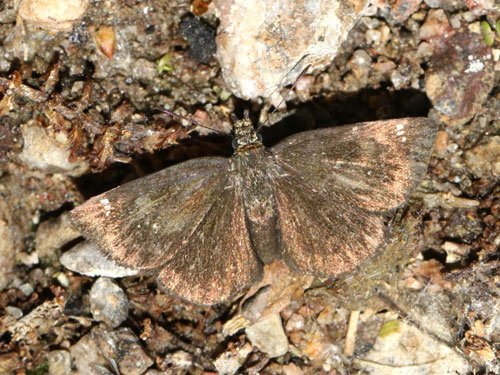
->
268, 166, 385, 276
156, 182, 263, 305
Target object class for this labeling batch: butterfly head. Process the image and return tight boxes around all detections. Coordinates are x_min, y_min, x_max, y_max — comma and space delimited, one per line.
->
231, 110, 264, 153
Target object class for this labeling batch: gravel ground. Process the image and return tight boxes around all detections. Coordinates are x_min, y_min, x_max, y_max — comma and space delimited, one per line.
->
0, 1, 499, 374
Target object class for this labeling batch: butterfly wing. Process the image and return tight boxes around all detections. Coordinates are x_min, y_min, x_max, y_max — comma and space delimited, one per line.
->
271, 118, 437, 212
71, 157, 262, 304
268, 118, 437, 276
156, 181, 263, 304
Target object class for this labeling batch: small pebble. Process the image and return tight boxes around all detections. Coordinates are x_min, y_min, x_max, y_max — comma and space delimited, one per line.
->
434, 130, 450, 156
56, 272, 70, 288
6, 306, 23, 319
246, 313, 289, 358
285, 313, 305, 331
89, 277, 129, 328
214, 343, 252, 375
17, 251, 39, 266
164, 351, 192, 369
48, 350, 71, 375
416, 41, 434, 59
419, 9, 451, 41
366, 29, 382, 45
17, 0, 89, 32
91, 325, 153, 375
132, 58, 158, 82
19, 122, 89, 177
464, 136, 500, 178
19, 282, 34, 296
348, 50, 371, 79
283, 362, 304, 375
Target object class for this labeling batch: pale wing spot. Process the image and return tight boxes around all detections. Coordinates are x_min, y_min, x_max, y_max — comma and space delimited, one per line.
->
331, 171, 371, 190
99, 198, 112, 216
396, 124, 404, 131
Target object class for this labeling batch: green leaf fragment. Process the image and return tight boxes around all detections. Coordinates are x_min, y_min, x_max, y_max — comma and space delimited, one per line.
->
379, 320, 400, 338
481, 21, 494, 46
157, 53, 174, 74
26, 360, 49, 375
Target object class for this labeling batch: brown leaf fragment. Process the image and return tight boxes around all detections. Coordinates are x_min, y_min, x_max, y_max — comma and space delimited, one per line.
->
90, 124, 123, 170
0, 353, 23, 373
41, 60, 61, 94
464, 331, 496, 362
94, 25, 117, 59
0, 95, 14, 116
75, 81, 93, 112
191, 0, 212, 16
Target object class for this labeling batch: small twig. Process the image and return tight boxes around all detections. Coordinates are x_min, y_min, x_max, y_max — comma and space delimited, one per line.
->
344, 310, 360, 356
354, 357, 442, 368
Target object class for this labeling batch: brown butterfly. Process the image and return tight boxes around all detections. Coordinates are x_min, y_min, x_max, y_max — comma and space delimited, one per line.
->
70, 114, 437, 305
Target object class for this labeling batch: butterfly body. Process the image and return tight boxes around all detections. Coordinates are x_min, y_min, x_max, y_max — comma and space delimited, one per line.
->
70, 116, 437, 305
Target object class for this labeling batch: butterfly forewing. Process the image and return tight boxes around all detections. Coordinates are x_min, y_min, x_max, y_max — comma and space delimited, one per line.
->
71, 157, 234, 270
271, 118, 437, 213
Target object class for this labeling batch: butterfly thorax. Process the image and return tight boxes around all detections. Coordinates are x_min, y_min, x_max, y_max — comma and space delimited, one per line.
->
233, 118, 264, 154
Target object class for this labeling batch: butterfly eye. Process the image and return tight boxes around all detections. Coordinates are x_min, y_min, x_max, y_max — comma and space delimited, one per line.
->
257, 133, 263, 142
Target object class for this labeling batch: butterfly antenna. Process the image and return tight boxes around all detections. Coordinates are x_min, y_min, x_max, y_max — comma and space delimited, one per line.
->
156, 108, 223, 135
257, 63, 312, 132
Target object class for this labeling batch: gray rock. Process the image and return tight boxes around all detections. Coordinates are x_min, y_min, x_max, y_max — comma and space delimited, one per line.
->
215, 0, 369, 100
19, 122, 89, 177
89, 277, 129, 328
48, 350, 71, 375
245, 313, 289, 358
60, 241, 139, 278
19, 282, 34, 296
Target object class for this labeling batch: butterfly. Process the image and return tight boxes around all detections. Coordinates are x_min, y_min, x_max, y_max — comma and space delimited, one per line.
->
70, 113, 437, 305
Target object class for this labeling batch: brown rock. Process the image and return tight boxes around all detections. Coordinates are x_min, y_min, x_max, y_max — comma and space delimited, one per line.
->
425, 30, 494, 126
